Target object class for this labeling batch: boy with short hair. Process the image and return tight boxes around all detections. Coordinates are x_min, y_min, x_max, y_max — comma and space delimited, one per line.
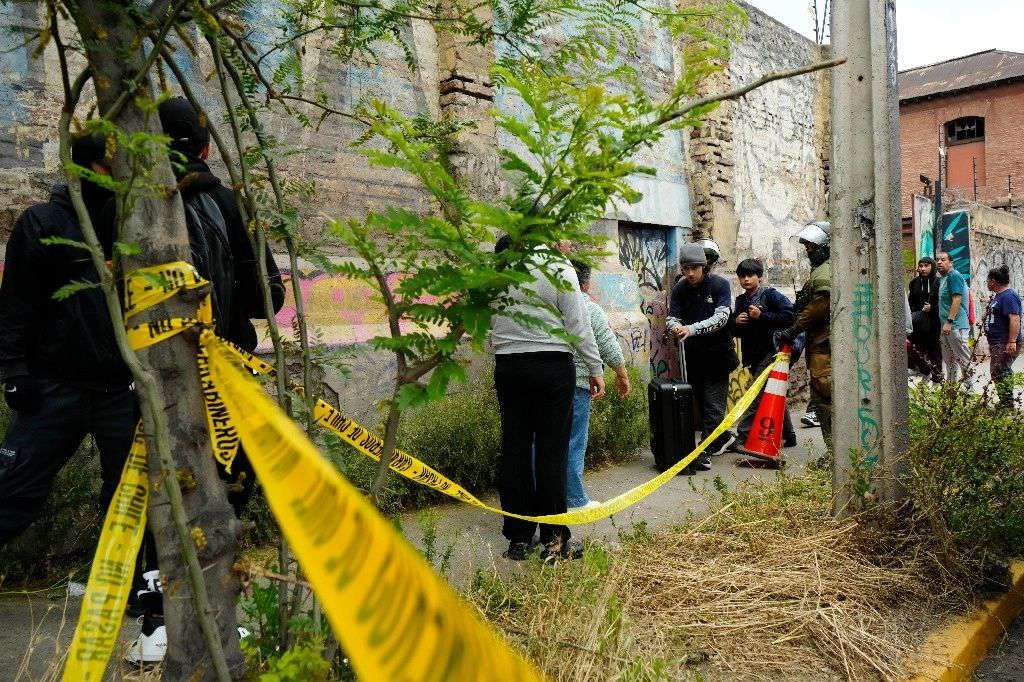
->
731, 258, 796, 447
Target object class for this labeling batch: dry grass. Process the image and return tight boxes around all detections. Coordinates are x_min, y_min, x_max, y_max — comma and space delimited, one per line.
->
471, 470, 975, 682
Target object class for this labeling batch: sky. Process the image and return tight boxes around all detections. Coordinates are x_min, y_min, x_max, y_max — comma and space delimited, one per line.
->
743, 1, 1024, 70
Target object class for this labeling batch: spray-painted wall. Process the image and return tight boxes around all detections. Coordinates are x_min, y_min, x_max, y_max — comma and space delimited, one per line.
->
964, 205, 1024, 354
687, 2, 831, 292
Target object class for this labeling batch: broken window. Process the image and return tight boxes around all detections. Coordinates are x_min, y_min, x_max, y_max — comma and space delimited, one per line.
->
945, 116, 985, 145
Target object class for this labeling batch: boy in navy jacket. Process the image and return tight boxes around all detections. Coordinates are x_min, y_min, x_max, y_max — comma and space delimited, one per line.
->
731, 258, 797, 447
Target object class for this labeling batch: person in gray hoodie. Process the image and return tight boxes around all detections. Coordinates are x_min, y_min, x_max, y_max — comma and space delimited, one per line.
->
491, 236, 605, 562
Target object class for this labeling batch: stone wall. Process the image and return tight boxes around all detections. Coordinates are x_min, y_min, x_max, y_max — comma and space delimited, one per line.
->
0, 1, 826, 409
686, 2, 831, 293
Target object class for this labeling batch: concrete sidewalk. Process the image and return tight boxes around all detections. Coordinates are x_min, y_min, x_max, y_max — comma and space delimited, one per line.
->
399, 411, 824, 588
0, 411, 824, 679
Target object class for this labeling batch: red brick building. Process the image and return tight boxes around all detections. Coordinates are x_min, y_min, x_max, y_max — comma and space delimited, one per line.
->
898, 50, 1024, 219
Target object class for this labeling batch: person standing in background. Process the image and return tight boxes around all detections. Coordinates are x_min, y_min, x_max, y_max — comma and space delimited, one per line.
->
908, 257, 941, 382
566, 262, 631, 511
731, 258, 796, 448
984, 265, 1021, 409
936, 251, 972, 382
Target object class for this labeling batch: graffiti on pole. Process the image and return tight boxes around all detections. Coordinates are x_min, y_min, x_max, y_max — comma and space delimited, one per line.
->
851, 282, 880, 465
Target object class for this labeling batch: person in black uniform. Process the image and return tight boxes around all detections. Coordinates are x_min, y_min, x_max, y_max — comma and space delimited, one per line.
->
0, 134, 136, 545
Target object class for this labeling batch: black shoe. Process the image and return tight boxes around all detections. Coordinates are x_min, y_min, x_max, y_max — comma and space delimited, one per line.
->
684, 457, 712, 474
541, 538, 583, 563
708, 434, 736, 457
783, 434, 797, 448
125, 591, 145, 618
503, 541, 532, 561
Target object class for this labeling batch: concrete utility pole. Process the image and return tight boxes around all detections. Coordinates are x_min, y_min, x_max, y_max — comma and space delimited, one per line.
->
829, 0, 910, 515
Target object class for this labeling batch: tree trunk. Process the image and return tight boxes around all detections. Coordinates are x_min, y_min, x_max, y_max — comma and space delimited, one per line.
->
69, 1, 244, 677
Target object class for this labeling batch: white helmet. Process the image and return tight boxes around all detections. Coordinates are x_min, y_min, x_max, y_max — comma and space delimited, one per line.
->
797, 221, 831, 247
695, 238, 721, 266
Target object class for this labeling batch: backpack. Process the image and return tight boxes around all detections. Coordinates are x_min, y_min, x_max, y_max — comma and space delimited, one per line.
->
182, 192, 234, 336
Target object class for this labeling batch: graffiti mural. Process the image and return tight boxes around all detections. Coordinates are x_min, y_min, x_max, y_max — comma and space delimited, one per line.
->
254, 268, 438, 352
913, 194, 935, 261
940, 211, 972, 280
618, 226, 669, 292
617, 225, 676, 378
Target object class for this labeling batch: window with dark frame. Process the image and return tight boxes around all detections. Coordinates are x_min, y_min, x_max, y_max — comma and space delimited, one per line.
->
945, 116, 985, 145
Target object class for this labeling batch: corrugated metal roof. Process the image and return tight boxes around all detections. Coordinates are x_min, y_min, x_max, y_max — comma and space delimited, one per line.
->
898, 50, 1024, 102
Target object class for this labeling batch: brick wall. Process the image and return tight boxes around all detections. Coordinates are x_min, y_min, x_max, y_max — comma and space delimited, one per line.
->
899, 81, 1024, 218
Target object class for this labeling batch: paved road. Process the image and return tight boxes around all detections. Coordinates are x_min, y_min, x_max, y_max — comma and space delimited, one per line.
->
975, 614, 1024, 681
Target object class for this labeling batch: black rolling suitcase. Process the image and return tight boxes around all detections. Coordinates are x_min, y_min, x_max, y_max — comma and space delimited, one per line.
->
648, 341, 697, 472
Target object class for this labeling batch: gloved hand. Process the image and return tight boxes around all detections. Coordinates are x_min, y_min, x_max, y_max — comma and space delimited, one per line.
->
773, 328, 797, 350
4, 375, 43, 413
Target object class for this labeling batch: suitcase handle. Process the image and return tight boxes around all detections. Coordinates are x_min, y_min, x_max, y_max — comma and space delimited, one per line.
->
678, 338, 687, 383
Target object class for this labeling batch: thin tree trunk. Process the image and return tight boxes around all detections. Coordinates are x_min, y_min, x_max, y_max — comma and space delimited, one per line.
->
68, 1, 243, 678
371, 392, 404, 499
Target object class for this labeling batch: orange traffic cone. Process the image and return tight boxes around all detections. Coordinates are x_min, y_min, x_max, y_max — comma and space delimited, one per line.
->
736, 346, 792, 468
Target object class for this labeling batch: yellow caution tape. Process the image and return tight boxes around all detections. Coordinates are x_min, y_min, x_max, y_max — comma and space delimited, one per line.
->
68, 256, 778, 680
63, 429, 149, 681
313, 353, 779, 525
124, 260, 206, 318
203, 332, 542, 681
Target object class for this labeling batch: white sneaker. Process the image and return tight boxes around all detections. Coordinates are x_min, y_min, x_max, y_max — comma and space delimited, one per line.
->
125, 622, 250, 664
568, 500, 602, 512
125, 619, 167, 664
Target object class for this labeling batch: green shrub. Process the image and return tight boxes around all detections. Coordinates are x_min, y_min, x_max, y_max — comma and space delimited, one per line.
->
587, 366, 649, 468
907, 381, 1024, 559
325, 366, 649, 512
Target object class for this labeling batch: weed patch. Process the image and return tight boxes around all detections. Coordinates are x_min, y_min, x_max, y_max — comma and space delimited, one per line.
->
470, 469, 972, 681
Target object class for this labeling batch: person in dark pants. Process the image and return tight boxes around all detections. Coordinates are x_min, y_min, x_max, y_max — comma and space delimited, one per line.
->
730, 258, 796, 448
0, 134, 136, 545
155, 96, 286, 516
118, 97, 287, 663
667, 242, 739, 464
491, 236, 604, 562
776, 221, 833, 453
908, 257, 942, 382
984, 265, 1022, 409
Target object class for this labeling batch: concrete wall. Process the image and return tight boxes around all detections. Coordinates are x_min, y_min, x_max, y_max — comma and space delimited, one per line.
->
899, 82, 1024, 218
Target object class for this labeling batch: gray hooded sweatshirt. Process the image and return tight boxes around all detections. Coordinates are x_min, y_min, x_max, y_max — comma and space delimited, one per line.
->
490, 257, 603, 376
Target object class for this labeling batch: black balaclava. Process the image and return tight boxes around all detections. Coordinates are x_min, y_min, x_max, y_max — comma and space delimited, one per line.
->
808, 244, 830, 269
70, 133, 114, 216
158, 96, 210, 169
